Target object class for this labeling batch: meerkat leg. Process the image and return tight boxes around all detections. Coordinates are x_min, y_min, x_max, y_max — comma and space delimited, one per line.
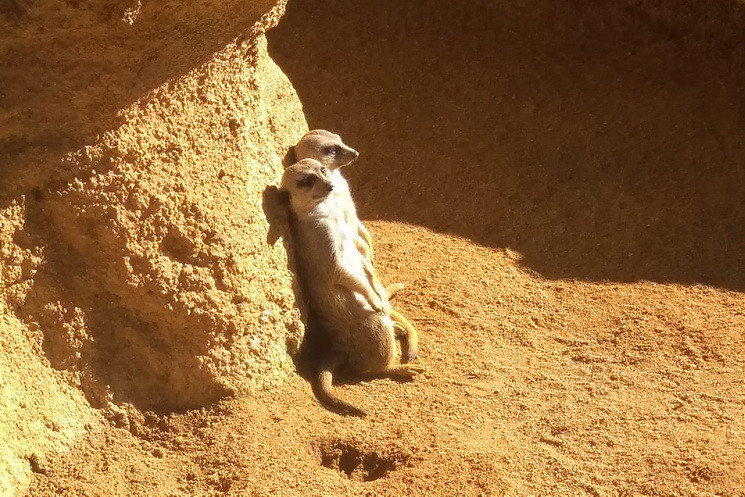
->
357, 220, 374, 261
385, 363, 426, 378
360, 257, 390, 308
390, 309, 418, 363
354, 235, 372, 261
385, 283, 405, 300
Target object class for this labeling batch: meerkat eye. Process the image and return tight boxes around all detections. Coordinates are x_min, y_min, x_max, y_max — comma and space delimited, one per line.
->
297, 175, 316, 188
323, 145, 340, 156
320, 167, 327, 174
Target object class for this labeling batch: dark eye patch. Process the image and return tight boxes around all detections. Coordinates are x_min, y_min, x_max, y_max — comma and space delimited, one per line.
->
296, 175, 317, 188
323, 145, 341, 156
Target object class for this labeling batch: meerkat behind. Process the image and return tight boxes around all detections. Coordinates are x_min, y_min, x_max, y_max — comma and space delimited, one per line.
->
294, 130, 420, 363
281, 159, 423, 416
281, 158, 384, 314
293, 129, 375, 261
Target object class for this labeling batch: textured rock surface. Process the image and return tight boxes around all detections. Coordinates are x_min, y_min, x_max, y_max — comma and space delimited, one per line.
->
1, 0, 305, 493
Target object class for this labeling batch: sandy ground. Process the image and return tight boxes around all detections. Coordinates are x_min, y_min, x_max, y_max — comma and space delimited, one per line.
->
16, 0, 745, 495
28, 221, 745, 496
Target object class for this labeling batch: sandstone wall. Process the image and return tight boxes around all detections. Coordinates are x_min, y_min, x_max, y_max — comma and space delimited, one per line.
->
0, 0, 305, 492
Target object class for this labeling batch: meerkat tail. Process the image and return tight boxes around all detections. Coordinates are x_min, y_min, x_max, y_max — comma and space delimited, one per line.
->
389, 308, 418, 363
385, 283, 405, 300
314, 354, 367, 417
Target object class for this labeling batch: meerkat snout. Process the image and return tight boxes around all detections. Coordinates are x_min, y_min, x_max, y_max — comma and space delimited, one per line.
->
315, 180, 334, 198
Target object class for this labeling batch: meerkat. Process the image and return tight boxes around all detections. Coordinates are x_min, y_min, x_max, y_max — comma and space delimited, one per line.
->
293, 129, 375, 261
282, 158, 384, 313
281, 159, 423, 416
293, 129, 420, 364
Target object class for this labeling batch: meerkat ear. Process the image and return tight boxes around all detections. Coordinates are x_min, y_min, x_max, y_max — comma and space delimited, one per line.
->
274, 185, 290, 204
283, 146, 297, 168
278, 170, 290, 191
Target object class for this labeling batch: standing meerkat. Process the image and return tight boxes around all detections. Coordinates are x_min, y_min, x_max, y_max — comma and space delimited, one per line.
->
293, 129, 375, 261
282, 158, 384, 314
292, 130, 420, 362
281, 159, 423, 416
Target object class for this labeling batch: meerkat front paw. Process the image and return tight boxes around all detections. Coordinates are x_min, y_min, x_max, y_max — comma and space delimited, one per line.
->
370, 297, 390, 314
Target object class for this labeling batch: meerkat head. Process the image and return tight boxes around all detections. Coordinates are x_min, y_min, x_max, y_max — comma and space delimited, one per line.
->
280, 158, 335, 209
293, 129, 359, 170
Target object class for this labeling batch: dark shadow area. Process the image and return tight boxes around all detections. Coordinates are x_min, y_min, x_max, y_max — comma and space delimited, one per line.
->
0, 0, 26, 19
268, 0, 745, 291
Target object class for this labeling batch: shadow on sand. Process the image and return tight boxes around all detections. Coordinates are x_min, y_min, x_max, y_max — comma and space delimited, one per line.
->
268, 0, 745, 291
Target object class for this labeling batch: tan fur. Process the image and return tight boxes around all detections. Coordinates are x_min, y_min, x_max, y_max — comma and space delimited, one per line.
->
280, 159, 423, 416
294, 129, 375, 261
293, 131, 419, 362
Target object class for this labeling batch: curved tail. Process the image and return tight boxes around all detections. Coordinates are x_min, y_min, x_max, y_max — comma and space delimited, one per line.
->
314, 354, 367, 417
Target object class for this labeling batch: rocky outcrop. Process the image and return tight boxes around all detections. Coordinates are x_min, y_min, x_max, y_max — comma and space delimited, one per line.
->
1, 0, 305, 492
